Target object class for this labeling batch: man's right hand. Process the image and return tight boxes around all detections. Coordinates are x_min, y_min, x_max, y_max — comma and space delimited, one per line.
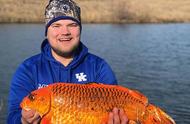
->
21, 109, 41, 124
105, 108, 138, 124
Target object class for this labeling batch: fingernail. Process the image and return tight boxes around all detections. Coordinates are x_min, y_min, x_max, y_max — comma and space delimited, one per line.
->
120, 108, 124, 113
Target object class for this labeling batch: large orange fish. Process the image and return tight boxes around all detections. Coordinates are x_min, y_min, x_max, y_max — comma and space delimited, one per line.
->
20, 83, 175, 124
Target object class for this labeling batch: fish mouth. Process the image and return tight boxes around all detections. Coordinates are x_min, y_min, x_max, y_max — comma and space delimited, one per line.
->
20, 102, 31, 111
23, 107, 32, 111
20, 100, 32, 111
20, 101, 25, 109
20, 102, 43, 118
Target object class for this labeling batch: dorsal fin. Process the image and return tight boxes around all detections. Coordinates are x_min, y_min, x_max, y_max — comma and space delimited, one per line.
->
85, 82, 100, 85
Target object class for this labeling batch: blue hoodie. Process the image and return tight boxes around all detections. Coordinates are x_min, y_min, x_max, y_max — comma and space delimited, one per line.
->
7, 39, 117, 124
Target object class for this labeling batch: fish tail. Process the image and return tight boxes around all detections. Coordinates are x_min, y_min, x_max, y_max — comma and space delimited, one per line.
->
142, 104, 175, 124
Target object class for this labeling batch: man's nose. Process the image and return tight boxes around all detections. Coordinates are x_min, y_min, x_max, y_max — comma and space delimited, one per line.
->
60, 26, 71, 35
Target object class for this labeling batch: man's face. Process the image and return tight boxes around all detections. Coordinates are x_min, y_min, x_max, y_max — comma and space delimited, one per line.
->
47, 19, 80, 57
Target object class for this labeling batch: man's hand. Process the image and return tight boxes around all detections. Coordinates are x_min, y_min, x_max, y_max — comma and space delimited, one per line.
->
106, 108, 129, 124
105, 108, 138, 124
21, 109, 41, 124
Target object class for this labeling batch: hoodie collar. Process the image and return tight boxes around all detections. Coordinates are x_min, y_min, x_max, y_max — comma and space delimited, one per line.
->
41, 39, 88, 69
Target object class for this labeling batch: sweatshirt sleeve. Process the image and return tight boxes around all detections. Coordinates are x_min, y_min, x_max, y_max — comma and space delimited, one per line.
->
7, 62, 36, 124
95, 60, 118, 85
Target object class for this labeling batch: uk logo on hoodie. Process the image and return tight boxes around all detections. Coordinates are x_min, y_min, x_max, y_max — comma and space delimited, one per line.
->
75, 72, 87, 82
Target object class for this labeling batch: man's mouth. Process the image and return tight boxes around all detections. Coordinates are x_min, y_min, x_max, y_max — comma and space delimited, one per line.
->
58, 38, 72, 42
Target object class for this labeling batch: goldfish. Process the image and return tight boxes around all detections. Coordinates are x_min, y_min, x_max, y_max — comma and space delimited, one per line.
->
20, 82, 175, 124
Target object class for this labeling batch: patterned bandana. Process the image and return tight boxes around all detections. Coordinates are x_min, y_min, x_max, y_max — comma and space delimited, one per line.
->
45, 0, 81, 36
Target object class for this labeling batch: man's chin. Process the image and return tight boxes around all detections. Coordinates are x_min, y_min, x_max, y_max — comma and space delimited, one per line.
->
50, 42, 80, 58
55, 50, 73, 57
61, 50, 74, 57
52, 47, 78, 58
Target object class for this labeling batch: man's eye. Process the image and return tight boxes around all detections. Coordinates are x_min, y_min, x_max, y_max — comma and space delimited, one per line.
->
51, 24, 60, 28
52, 25, 60, 28
69, 23, 78, 27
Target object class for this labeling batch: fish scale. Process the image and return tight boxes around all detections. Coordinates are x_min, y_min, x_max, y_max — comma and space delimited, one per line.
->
51, 83, 142, 123
20, 82, 176, 124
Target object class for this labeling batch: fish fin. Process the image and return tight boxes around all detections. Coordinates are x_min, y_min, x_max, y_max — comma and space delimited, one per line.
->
85, 82, 110, 86
143, 104, 176, 124
128, 120, 139, 124
85, 82, 100, 85
40, 113, 52, 124
101, 114, 109, 124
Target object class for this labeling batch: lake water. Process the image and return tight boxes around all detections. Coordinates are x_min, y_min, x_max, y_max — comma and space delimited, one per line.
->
0, 23, 190, 123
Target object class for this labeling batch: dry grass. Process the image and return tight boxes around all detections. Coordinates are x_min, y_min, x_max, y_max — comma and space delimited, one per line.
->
126, 0, 190, 23
0, 0, 48, 23
0, 0, 190, 23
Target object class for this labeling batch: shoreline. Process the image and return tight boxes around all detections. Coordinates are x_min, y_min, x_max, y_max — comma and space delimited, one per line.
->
1, 0, 190, 24
0, 21, 190, 24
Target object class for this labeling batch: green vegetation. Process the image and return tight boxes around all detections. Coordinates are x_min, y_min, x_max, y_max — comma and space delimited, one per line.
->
0, 0, 190, 23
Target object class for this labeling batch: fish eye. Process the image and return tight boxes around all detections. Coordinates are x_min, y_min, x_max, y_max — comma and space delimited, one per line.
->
28, 93, 36, 101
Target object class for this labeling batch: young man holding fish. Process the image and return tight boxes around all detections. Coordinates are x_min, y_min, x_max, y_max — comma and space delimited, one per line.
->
8, 0, 131, 123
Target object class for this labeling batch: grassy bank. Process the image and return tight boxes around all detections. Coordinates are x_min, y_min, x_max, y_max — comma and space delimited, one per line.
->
0, 0, 190, 23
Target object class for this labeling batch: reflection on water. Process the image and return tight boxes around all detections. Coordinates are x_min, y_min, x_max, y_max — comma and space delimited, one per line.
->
0, 23, 190, 123
0, 98, 3, 112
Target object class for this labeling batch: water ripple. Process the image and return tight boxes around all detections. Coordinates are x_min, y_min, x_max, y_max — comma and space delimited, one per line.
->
0, 98, 3, 112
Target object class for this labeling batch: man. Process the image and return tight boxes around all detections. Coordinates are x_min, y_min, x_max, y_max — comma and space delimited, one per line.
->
7, 0, 129, 123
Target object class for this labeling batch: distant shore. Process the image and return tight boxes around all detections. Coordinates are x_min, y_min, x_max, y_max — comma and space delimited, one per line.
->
1, 0, 190, 23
